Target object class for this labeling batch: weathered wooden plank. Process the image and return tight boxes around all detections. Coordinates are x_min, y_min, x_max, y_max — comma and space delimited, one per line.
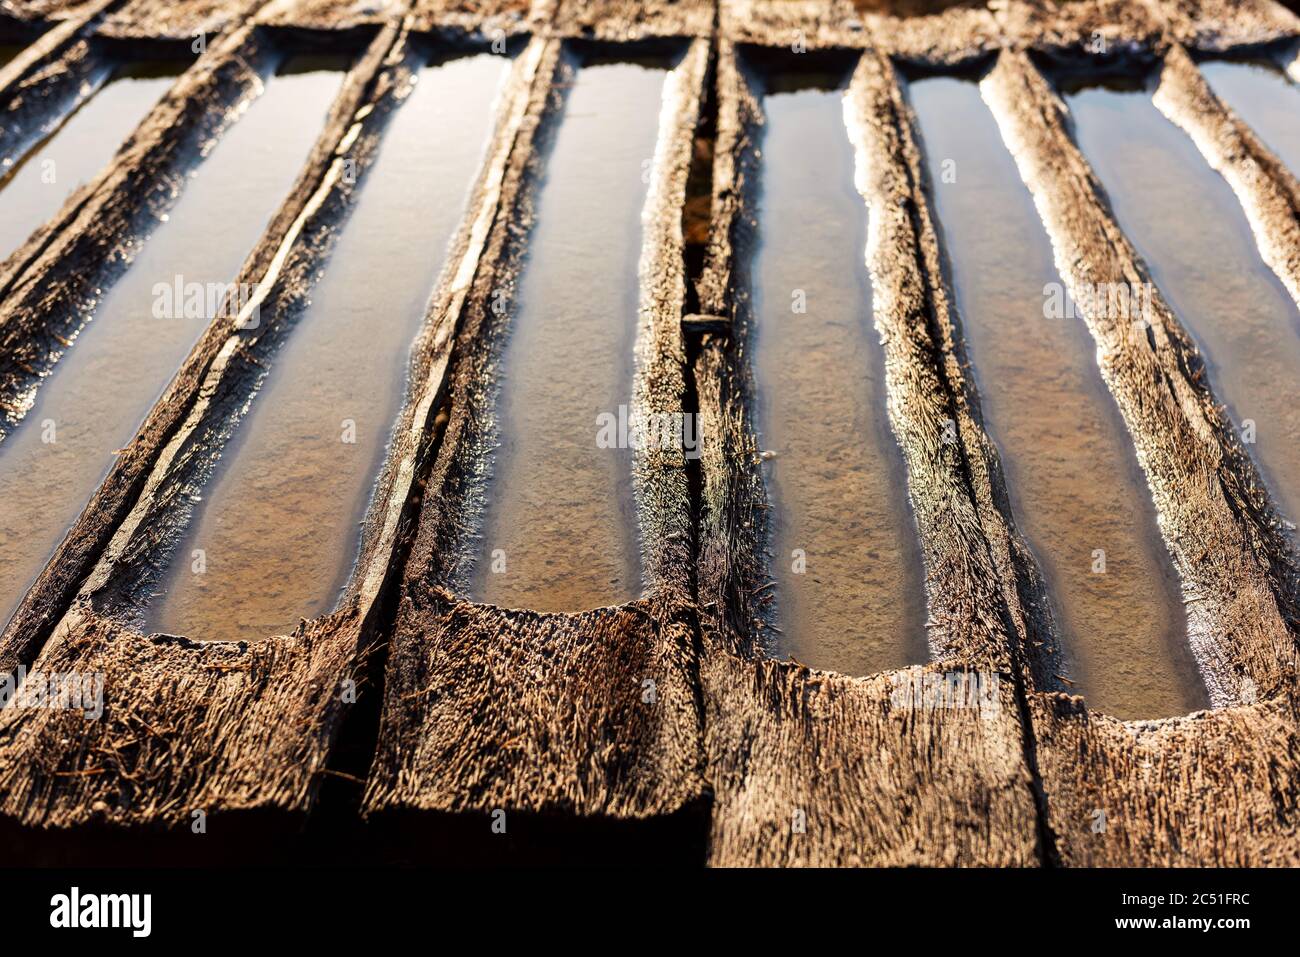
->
717, 0, 878, 49
407, 0, 536, 37
847, 49, 1064, 680
982, 49, 1299, 708
712, 0, 1296, 68
882, 4, 1001, 65
995, 0, 1162, 56
97, 0, 252, 39
0, 0, 119, 161
1153, 43, 1300, 316
0, 0, 112, 81
363, 39, 711, 847
267, 0, 537, 36
691, 41, 761, 655
551, 0, 714, 40
0, 603, 370, 830
705, 656, 1041, 867
719, 0, 1000, 66
0, 0, 101, 24
364, 597, 706, 823
0, 39, 104, 167
1156, 0, 1300, 52
979, 48, 1300, 867
0, 0, 1295, 865
0, 17, 285, 676
993, 0, 1300, 58
693, 42, 1048, 866
632, 37, 707, 606
260, 0, 399, 31
1029, 690, 1300, 866
0, 14, 415, 831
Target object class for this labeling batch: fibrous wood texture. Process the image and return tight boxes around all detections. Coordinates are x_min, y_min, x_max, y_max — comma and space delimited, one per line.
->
0, 0, 1297, 866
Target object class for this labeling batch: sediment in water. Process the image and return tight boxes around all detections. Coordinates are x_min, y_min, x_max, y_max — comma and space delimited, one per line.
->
0, 56, 342, 632
1065, 73, 1300, 534
0, 61, 178, 258
146, 52, 508, 642
745, 59, 927, 676
910, 72, 1205, 719
468, 53, 672, 612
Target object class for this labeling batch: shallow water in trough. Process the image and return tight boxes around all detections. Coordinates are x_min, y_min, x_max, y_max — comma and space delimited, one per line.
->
1065, 78, 1300, 541
0, 62, 180, 259
1200, 58, 1300, 177
0, 57, 342, 634
147, 53, 509, 642
911, 75, 1206, 719
748, 73, 927, 677
468, 58, 670, 612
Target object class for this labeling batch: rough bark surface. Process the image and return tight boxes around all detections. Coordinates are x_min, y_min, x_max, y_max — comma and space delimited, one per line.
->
0, 604, 368, 827
705, 657, 1041, 866
98, 0, 243, 38
0, 1, 100, 24
408, 0, 537, 36
260, 0, 399, 31
553, 0, 714, 39
1155, 0, 1300, 50
720, 0, 1000, 65
633, 38, 708, 606
365, 593, 704, 820
997, 0, 1163, 55
1030, 690, 1300, 866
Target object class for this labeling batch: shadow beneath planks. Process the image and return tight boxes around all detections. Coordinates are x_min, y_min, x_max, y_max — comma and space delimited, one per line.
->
1, 801, 711, 867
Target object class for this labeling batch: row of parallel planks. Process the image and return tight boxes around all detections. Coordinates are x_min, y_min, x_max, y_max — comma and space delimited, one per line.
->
0, 0, 1296, 865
